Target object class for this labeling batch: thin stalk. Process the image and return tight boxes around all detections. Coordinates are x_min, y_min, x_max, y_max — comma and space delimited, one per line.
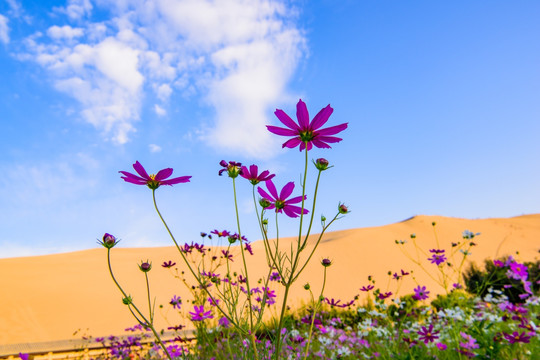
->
106, 249, 172, 360
303, 267, 327, 359
145, 272, 153, 324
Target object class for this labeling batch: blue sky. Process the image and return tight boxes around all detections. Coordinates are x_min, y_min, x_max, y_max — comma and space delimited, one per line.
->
1, 0, 539, 258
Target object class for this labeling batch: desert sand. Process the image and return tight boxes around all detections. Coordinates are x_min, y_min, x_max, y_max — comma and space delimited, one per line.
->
0, 214, 538, 348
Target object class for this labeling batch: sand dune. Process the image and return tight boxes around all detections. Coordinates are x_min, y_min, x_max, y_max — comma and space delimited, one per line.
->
1, 214, 539, 347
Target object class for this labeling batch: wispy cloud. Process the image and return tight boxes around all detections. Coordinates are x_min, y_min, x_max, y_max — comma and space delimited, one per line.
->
16, 0, 305, 155
0, 14, 9, 44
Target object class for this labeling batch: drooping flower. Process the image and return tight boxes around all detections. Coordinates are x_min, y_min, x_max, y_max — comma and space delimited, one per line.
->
189, 305, 213, 321
119, 161, 191, 190
240, 164, 275, 185
417, 324, 439, 344
219, 160, 242, 178
412, 285, 430, 301
162, 260, 176, 268
257, 179, 308, 218
267, 99, 348, 151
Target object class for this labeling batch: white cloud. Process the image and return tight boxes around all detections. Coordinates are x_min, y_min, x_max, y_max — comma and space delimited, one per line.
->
6, 0, 22, 18
0, 14, 9, 44
62, 0, 93, 20
154, 104, 166, 116
47, 25, 84, 40
149, 144, 162, 153
22, 0, 306, 154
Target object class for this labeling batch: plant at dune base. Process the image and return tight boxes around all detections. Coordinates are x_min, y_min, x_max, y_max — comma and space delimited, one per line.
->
99, 99, 349, 360
37, 252, 538, 360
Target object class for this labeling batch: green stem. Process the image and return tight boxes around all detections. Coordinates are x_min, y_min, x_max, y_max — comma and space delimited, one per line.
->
303, 267, 327, 360
145, 272, 153, 324
106, 249, 172, 360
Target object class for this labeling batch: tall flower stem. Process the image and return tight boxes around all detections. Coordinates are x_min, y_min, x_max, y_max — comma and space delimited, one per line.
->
303, 267, 327, 360
106, 249, 172, 360
232, 178, 260, 360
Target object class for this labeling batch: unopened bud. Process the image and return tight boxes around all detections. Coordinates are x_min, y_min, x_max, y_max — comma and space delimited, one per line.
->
99, 233, 118, 249
139, 261, 152, 273
304, 283, 311, 290
313, 158, 330, 171
122, 296, 133, 305
338, 203, 349, 214
259, 198, 272, 209
321, 258, 332, 267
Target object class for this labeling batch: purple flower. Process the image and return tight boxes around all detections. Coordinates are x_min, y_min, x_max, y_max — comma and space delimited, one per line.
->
257, 179, 308, 218
162, 260, 176, 268
211, 229, 231, 238
503, 331, 531, 344
378, 291, 392, 300
428, 249, 447, 265
218, 316, 230, 328
245, 242, 254, 255
360, 285, 374, 292
119, 161, 191, 190
267, 99, 348, 151
270, 272, 281, 282
219, 160, 242, 178
436, 343, 447, 350
412, 285, 430, 301
189, 305, 213, 321
459, 332, 479, 350
19, 354, 29, 360
169, 295, 182, 310
417, 324, 439, 344
240, 164, 275, 185
98, 233, 118, 249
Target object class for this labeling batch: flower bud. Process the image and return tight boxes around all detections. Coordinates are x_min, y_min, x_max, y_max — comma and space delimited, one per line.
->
139, 261, 152, 273
99, 233, 118, 249
321, 258, 332, 267
122, 296, 133, 305
228, 235, 237, 244
313, 158, 330, 171
321, 215, 326, 222
304, 283, 311, 290
259, 198, 272, 209
338, 203, 349, 214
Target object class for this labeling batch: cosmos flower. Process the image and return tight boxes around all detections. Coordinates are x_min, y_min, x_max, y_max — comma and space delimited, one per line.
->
257, 179, 308, 218
417, 324, 439, 344
219, 160, 242, 178
503, 331, 531, 344
119, 161, 191, 190
162, 260, 176, 268
189, 305, 213, 321
169, 295, 182, 310
267, 99, 348, 151
428, 249, 447, 265
240, 164, 275, 185
412, 285, 430, 301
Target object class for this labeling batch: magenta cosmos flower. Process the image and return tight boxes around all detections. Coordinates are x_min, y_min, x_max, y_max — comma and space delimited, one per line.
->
257, 179, 308, 218
189, 305, 213, 321
119, 161, 191, 190
240, 164, 275, 185
267, 99, 348, 151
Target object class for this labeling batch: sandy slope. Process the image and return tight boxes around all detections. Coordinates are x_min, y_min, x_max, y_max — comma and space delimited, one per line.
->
0, 214, 538, 346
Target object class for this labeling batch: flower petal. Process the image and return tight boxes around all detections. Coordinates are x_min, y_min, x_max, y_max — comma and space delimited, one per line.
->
267, 125, 298, 136
133, 161, 150, 180
312, 139, 333, 149
315, 123, 348, 136
161, 176, 191, 185
257, 186, 275, 202
265, 179, 279, 199
296, 99, 310, 129
240, 166, 249, 180
279, 182, 295, 200
274, 110, 301, 131
249, 164, 258, 177
119, 171, 148, 184
154, 168, 173, 181
285, 195, 306, 205
310, 105, 334, 130
283, 137, 302, 149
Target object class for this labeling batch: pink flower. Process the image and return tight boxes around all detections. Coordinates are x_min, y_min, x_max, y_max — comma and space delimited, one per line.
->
119, 161, 191, 190
240, 164, 275, 185
267, 99, 348, 151
257, 179, 308, 218
189, 305, 213, 321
